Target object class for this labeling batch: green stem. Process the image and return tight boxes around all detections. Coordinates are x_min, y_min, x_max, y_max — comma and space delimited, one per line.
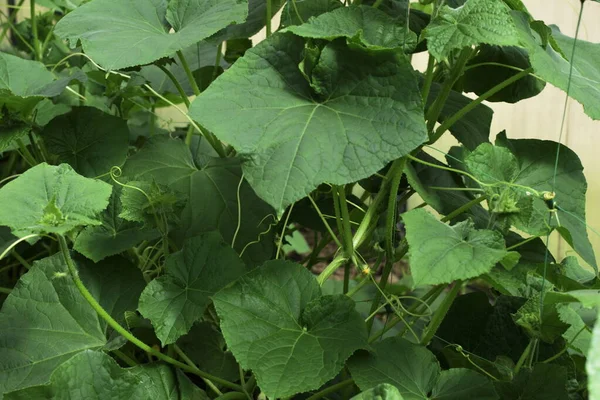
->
176, 50, 201, 96
431, 67, 533, 143
216, 393, 248, 400
213, 43, 223, 81
306, 379, 354, 400
440, 195, 487, 223
266, 0, 273, 37
11, 250, 32, 270
308, 195, 342, 248
372, 0, 384, 7
57, 235, 243, 392
421, 54, 436, 104
317, 159, 404, 284
506, 235, 539, 251
420, 282, 462, 345
16, 139, 37, 166
157, 64, 190, 108
337, 186, 354, 260
514, 338, 535, 376
112, 350, 138, 367
426, 48, 472, 135
173, 344, 223, 396
366, 158, 407, 332
0, 287, 12, 294
30, 0, 41, 60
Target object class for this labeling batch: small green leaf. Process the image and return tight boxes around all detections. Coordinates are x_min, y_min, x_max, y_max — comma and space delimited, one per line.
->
55, 0, 248, 69
0, 163, 112, 238
138, 232, 248, 345
190, 34, 426, 213
424, 0, 520, 60
494, 364, 569, 400
351, 384, 405, 400
73, 188, 160, 262
403, 208, 508, 286
42, 107, 129, 177
4, 350, 207, 399
280, 0, 343, 28
177, 322, 239, 382
284, 6, 417, 51
348, 337, 498, 400
119, 180, 181, 226
0, 53, 83, 114
213, 260, 368, 399
0, 254, 145, 394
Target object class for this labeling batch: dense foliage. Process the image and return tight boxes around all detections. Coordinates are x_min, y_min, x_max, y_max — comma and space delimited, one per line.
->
1, 0, 600, 399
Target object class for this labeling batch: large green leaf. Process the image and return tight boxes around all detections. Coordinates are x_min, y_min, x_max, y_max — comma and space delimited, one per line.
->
0, 52, 83, 114
284, 5, 417, 51
73, 187, 160, 262
403, 208, 507, 286
0, 163, 112, 238
512, 11, 600, 120
4, 350, 207, 399
213, 260, 368, 399
190, 34, 426, 213
42, 107, 129, 177
348, 337, 498, 400
55, 0, 248, 69
589, 312, 600, 400
423, 0, 520, 60
123, 136, 275, 265
495, 132, 597, 271
0, 254, 145, 394
138, 232, 248, 345
280, 0, 343, 27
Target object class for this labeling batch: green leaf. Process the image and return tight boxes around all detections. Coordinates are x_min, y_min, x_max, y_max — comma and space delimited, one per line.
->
424, 0, 520, 61
124, 136, 275, 265
556, 304, 592, 354
0, 163, 112, 238
190, 34, 427, 213
42, 107, 129, 178
283, 6, 417, 51
0, 253, 145, 394
352, 384, 405, 400
176, 322, 239, 382
138, 232, 248, 345
588, 311, 600, 400
0, 53, 82, 114
119, 180, 182, 226
280, 0, 343, 28
494, 364, 569, 400
4, 350, 207, 399
54, 0, 248, 69
213, 260, 368, 399
403, 208, 508, 286
495, 132, 597, 271
348, 337, 498, 400
73, 187, 161, 262
512, 12, 600, 120
463, 45, 545, 103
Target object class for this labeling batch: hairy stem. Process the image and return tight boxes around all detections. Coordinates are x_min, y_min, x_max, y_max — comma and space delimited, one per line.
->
157, 64, 190, 108
57, 235, 243, 392
176, 50, 201, 96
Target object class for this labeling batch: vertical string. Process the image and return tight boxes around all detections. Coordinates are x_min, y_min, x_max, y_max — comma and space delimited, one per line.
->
538, 0, 586, 361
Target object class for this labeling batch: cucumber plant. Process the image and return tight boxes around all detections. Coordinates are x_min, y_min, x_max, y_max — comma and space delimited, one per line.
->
0, 0, 599, 399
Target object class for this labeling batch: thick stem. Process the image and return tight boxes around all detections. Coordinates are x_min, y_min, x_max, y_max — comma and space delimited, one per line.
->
266, 0, 273, 37
30, 0, 41, 60
421, 55, 436, 104
157, 64, 190, 108
420, 282, 462, 345
440, 195, 487, 223
431, 68, 533, 143
57, 235, 243, 392
426, 48, 472, 135
176, 50, 201, 96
